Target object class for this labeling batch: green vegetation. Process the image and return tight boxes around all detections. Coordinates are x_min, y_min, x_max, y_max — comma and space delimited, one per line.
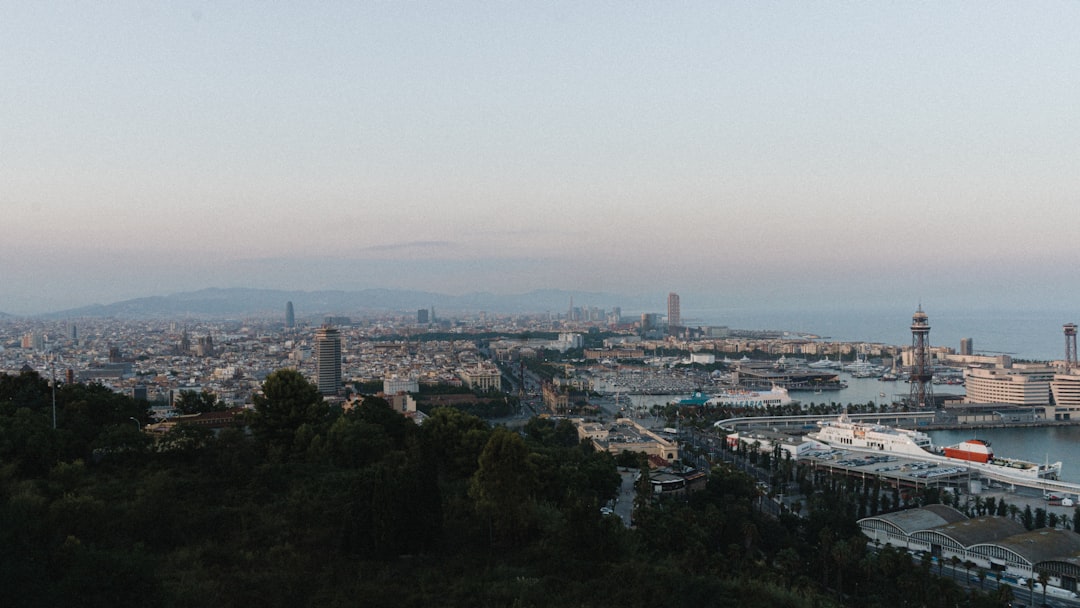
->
0, 369, 1003, 607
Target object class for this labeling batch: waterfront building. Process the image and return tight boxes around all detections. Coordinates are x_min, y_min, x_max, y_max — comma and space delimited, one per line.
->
960, 337, 973, 356
963, 365, 1054, 406
938, 353, 1011, 367
667, 292, 680, 331
730, 360, 842, 391
859, 506, 1080, 595
314, 325, 342, 395
1050, 371, 1080, 420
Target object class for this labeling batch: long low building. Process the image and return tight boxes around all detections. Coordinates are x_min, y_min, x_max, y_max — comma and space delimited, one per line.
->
859, 505, 1080, 594
730, 362, 842, 391
573, 417, 679, 464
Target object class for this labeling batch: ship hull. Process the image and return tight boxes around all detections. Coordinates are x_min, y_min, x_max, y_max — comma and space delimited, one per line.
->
942, 449, 991, 463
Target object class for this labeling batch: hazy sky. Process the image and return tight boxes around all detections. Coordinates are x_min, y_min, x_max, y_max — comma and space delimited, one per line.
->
3, 2, 1080, 314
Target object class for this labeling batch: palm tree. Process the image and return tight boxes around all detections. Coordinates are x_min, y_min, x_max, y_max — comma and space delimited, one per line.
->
963, 560, 975, 586
997, 582, 1014, 607
949, 555, 961, 581
1038, 570, 1051, 606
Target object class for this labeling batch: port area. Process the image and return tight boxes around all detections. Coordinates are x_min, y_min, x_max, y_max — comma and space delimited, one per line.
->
802, 449, 975, 492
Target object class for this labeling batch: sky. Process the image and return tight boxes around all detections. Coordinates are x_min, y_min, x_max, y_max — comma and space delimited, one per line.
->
3, 2, 1080, 315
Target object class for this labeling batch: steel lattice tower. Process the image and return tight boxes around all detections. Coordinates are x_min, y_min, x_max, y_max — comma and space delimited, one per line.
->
908, 306, 934, 408
1065, 323, 1078, 372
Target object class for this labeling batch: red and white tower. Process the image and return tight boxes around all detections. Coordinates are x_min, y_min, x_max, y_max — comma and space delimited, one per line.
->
908, 306, 934, 408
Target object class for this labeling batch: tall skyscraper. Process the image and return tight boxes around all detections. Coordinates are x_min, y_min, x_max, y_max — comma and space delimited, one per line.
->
285, 301, 295, 329
417, 308, 429, 324
314, 325, 342, 395
667, 292, 681, 331
959, 338, 973, 356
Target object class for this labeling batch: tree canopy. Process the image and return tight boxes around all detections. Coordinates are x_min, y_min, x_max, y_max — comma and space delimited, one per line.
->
0, 368, 1005, 607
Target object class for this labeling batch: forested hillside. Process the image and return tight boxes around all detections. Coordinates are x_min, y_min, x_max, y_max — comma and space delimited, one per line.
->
0, 370, 1002, 607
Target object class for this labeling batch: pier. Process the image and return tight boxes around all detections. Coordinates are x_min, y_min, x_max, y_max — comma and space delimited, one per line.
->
716, 413, 1080, 496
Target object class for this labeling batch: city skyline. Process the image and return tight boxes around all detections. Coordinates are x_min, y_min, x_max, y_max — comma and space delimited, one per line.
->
5, 4, 1080, 315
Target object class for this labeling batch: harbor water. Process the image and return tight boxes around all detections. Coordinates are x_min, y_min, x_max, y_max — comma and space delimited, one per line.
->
786, 372, 964, 409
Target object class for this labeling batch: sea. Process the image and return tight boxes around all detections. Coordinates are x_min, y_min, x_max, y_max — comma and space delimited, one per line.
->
677, 305, 1080, 482
685, 306, 1078, 362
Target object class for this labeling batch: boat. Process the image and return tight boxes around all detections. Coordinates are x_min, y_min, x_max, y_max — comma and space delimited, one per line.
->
808, 413, 1063, 480
942, 439, 992, 463
843, 355, 881, 376
808, 356, 840, 369
674, 385, 794, 409
809, 411, 935, 457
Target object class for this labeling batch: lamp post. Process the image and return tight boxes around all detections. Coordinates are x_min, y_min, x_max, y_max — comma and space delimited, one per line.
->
130, 417, 141, 431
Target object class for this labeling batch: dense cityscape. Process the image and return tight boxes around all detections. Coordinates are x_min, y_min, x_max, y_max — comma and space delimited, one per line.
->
6, 290, 1080, 605
7, 4, 1080, 606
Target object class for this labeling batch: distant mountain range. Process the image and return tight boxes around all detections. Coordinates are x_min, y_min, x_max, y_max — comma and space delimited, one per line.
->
39, 287, 650, 320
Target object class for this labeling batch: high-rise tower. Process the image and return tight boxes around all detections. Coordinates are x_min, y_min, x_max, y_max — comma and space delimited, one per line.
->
285, 301, 295, 329
959, 338, 973, 356
667, 292, 680, 332
1065, 323, 1077, 372
908, 306, 934, 408
314, 325, 342, 395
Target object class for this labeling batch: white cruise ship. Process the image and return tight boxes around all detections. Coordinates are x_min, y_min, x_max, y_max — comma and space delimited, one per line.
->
809, 411, 934, 457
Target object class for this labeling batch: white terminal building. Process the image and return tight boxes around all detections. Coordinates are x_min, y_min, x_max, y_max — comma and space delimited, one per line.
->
963, 364, 1080, 421
963, 365, 1055, 406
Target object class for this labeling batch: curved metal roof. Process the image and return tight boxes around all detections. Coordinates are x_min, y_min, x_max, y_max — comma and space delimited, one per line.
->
858, 503, 966, 535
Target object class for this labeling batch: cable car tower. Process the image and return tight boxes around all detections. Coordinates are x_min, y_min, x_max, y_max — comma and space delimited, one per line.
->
908, 306, 934, 408
1065, 323, 1077, 372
